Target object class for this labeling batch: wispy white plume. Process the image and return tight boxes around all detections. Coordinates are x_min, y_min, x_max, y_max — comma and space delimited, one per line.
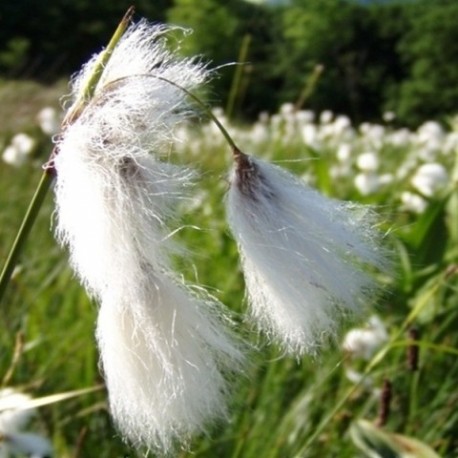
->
97, 274, 242, 451
67, 20, 207, 161
227, 150, 390, 356
53, 20, 243, 453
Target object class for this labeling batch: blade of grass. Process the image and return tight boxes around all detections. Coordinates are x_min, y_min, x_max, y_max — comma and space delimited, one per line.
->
226, 34, 251, 119
0, 385, 103, 411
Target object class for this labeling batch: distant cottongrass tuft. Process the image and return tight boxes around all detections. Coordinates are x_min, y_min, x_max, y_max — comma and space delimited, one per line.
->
342, 315, 388, 360
2, 133, 35, 167
411, 163, 448, 197
53, 20, 243, 453
227, 150, 390, 355
0, 388, 53, 457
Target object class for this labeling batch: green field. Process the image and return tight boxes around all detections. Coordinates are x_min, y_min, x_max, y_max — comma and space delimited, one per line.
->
0, 78, 457, 458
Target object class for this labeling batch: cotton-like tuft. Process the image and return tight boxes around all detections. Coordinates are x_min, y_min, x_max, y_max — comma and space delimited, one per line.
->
53, 20, 243, 453
97, 272, 243, 451
227, 150, 390, 355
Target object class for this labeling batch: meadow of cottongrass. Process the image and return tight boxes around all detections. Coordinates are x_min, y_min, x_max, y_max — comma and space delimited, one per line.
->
0, 80, 457, 457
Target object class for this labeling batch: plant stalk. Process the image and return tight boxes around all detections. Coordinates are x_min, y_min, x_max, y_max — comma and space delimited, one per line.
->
0, 171, 54, 302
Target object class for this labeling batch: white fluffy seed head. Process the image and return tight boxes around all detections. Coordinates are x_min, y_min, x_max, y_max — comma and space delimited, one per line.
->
54, 20, 207, 298
67, 20, 206, 158
342, 315, 388, 360
72, 20, 206, 105
5, 432, 53, 458
97, 272, 242, 453
53, 20, 244, 453
97, 272, 244, 453
54, 141, 192, 298
227, 152, 390, 355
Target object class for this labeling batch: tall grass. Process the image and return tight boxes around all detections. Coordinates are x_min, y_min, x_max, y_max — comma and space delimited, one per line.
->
0, 74, 457, 457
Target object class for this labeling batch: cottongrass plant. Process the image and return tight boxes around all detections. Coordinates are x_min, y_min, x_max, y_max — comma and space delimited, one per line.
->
53, 20, 243, 453
226, 148, 390, 355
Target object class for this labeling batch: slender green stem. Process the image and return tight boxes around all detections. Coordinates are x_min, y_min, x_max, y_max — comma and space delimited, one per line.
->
0, 171, 54, 302
83, 7, 134, 100
226, 34, 251, 119
154, 76, 240, 153
295, 64, 324, 111
64, 6, 135, 126
0, 8, 134, 305
406, 370, 420, 434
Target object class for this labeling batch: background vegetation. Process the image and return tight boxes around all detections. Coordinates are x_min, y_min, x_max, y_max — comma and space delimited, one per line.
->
1, 0, 458, 125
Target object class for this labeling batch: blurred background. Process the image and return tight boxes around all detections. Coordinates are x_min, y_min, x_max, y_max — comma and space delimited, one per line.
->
1, 0, 457, 126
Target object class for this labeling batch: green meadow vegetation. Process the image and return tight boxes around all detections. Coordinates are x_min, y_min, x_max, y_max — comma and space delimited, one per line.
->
1, 75, 457, 457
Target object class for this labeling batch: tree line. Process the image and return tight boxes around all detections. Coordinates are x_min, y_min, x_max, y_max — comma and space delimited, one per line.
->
1, 0, 456, 126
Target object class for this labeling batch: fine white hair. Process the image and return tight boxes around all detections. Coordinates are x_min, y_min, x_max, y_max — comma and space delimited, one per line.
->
226, 151, 390, 355
97, 273, 242, 451
53, 20, 243, 453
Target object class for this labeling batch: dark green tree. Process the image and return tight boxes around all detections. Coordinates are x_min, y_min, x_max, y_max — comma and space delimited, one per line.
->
2, 0, 457, 125
276, 0, 407, 122
0, 1, 172, 79
392, 0, 458, 125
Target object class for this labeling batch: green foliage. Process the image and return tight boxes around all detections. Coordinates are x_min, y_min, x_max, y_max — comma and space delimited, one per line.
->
392, 0, 458, 126
0, 38, 30, 75
1, 80, 458, 456
277, 0, 407, 122
167, 0, 280, 118
167, 0, 458, 125
1, 1, 457, 125
0, 1, 172, 78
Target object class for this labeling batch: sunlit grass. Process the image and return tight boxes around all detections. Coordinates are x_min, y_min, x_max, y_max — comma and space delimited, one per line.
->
0, 80, 457, 457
